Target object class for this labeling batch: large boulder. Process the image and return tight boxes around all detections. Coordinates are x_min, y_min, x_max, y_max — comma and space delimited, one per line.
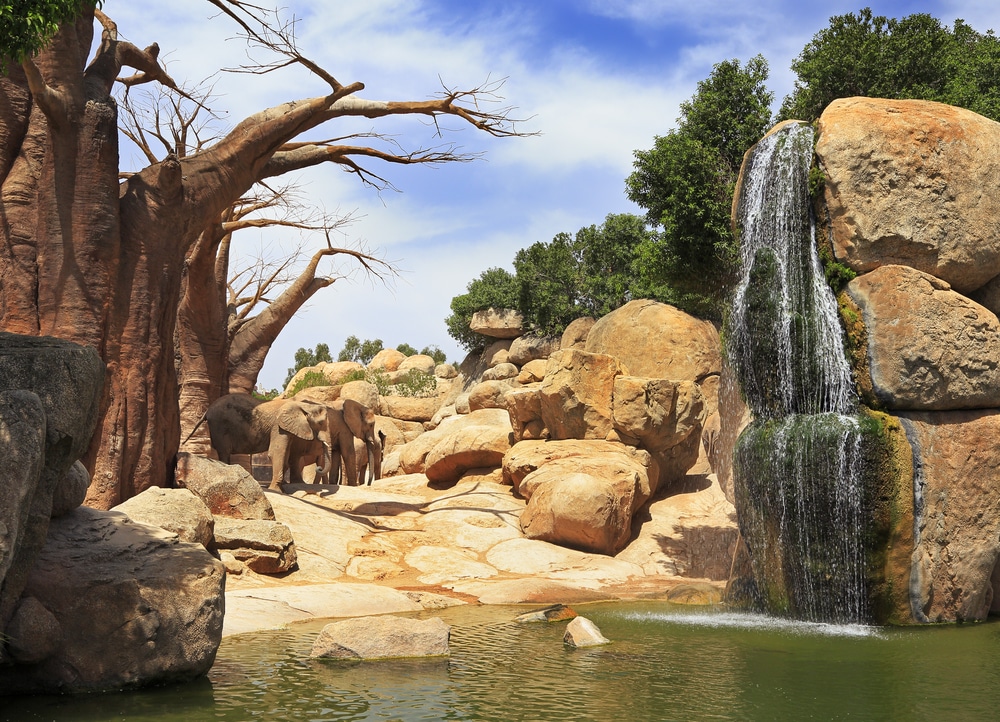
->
846, 265, 1000, 410
584, 300, 722, 412
470, 308, 524, 338
398, 408, 513, 480
213, 518, 298, 574
0, 507, 224, 694
611, 377, 705, 453
898, 410, 1000, 622
508, 335, 560, 366
174, 453, 275, 520
112, 487, 215, 549
310, 615, 450, 660
0, 334, 104, 643
816, 97, 1000, 294
539, 349, 627, 441
368, 348, 406, 372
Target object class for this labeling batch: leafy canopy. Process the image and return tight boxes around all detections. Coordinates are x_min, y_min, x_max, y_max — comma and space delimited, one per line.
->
626, 55, 773, 319
445, 267, 519, 352
0, 0, 98, 65
283, 343, 332, 386
781, 8, 1000, 122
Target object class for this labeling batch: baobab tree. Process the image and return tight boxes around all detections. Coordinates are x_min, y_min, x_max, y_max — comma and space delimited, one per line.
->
0, 1, 527, 508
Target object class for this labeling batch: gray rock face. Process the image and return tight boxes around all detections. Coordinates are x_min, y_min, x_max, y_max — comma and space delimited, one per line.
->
0, 507, 224, 694
175, 452, 275, 520
0, 333, 104, 644
310, 615, 451, 660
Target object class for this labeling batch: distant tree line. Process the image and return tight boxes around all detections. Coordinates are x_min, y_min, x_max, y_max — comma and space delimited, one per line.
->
445, 8, 1000, 353
283, 337, 447, 387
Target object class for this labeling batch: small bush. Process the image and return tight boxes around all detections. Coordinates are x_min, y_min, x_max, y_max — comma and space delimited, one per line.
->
393, 369, 438, 397
287, 370, 330, 397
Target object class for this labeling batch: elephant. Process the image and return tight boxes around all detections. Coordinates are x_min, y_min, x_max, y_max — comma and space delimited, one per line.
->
191, 393, 334, 492
288, 398, 384, 486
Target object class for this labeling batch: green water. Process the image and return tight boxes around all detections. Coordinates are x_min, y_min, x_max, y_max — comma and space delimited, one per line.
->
5, 602, 1000, 721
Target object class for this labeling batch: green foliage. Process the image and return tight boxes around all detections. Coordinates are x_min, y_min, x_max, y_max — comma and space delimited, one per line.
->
445, 267, 519, 352
514, 232, 582, 336
392, 369, 438, 397
627, 55, 773, 320
420, 345, 447, 365
781, 9, 1000, 122
252, 386, 281, 401
286, 370, 330, 397
337, 335, 383, 365
0, 0, 97, 67
819, 245, 857, 292
283, 343, 333, 387
396, 343, 418, 356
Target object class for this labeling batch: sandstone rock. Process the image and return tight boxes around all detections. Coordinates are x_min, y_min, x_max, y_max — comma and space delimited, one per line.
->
899, 410, 1000, 622
310, 615, 450, 660
470, 308, 524, 338
113, 487, 215, 549
514, 440, 659, 555
405, 545, 499, 585
584, 300, 721, 413
563, 616, 610, 647
212, 518, 298, 574
468, 379, 513, 411
435, 363, 458, 379
50, 461, 89, 518
561, 317, 596, 350
517, 359, 548, 384
514, 603, 577, 623
174, 453, 275, 520
665, 582, 725, 605
0, 333, 104, 641
455, 393, 471, 415
368, 348, 407, 372
482, 362, 519, 381
539, 349, 626, 441
847, 265, 1000, 410
508, 335, 560, 366
715, 363, 751, 505
339, 380, 380, 410
0, 507, 224, 694
5, 596, 61, 664
505, 387, 548, 442
423, 421, 514, 485
398, 354, 437, 375
817, 97, 1000, 294
380, 395, 441, 423
429, 403, 458, 430
398, 408, 511, 477
284, 361, 362, 395
612, 377, 706, 453
483, 339, 514, 366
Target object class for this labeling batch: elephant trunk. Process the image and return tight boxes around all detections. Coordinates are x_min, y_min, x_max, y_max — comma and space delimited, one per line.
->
367, 430, 385, 486
319, 440, 334, 479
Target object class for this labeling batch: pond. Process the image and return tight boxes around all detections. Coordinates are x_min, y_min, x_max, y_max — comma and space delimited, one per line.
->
6, 601, 1000, 721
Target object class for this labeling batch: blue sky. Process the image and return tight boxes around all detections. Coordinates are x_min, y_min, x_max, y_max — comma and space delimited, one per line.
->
104, 1, 1000, 390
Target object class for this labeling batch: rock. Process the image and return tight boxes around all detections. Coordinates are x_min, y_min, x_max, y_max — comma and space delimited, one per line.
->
508, 335, 560, 365
339, 380, 380, 411
429, 403, 458, 430
398, 408, 511, 478
514, 603, 578, 623
505, 387, 548, 442
715, 363, 751, 505
368, 348, 406, 372
470, 308, 524, 338
0, 333, 104, 642
212, 518, 298, 574
174, 453, 275, 520
482, 362, 519, 381
563, 616, 610, 647
584, 300, 722, 413
380, 395, 442, 423
611, 377, 706, 453
517, 359, 548, 384
398, 354, 437, 375
561, 317, 596, 350
468, 379, 513, 411
483, 339, 514, 367
899, 410, 1000, 622
816, 97, 1000, 294
0, 507, 224, 694
405, 546, 499, 585
423, 420, 514, 485
435, 363, 458, 379
846, 265, 1000, 410
112, 487, 215, 549
665, 583, 724, 605
514, 440, 659, 555
284, 361, 362, 395
50, 461, 89, 518
5, 596, 61, 664
455, 392, 471, 415
539, 349, 627, 441
310, 615, 450, 660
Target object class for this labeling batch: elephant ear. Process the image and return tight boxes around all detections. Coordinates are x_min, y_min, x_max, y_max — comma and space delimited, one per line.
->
277, 402, 316, 439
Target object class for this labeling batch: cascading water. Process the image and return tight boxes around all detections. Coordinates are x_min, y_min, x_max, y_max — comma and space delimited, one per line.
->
728, 122, 874, 624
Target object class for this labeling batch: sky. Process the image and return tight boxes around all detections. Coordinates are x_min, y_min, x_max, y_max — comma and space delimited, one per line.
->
103, 0, 1000, 390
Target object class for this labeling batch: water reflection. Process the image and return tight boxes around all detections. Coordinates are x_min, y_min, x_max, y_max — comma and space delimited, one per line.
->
5, 603, 1000, 721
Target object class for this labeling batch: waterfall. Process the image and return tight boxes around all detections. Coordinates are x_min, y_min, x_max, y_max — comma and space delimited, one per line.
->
729, 123, 872, 624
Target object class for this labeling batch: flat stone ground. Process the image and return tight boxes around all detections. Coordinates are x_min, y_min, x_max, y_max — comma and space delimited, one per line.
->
222, 465, 737, 637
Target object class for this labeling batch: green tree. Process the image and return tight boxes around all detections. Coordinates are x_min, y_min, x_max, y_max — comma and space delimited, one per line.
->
627, 55, 773, 319
781, 10, 1000, 122
420, 345, 447, 365
514, 232, 582, 336
283, 343, 332, 386
396, 342, 418, 356
0, 0, 95, 66
337, 335, 384, 365
445, 267, 519, 352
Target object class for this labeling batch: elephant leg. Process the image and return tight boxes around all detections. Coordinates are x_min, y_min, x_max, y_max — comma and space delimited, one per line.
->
340, 432, 359, 486
269, 434, 291, 492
